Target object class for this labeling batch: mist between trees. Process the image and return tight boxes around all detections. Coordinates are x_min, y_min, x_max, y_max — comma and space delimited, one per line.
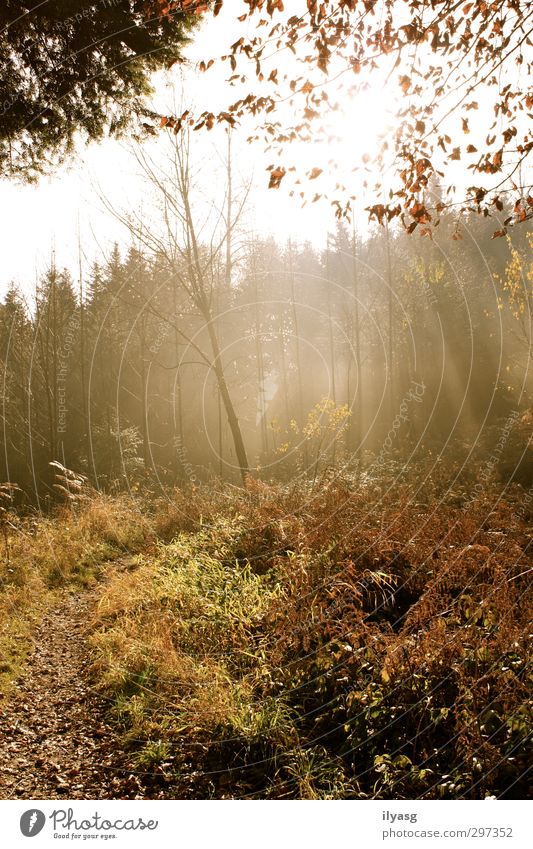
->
1, 168, 532, 505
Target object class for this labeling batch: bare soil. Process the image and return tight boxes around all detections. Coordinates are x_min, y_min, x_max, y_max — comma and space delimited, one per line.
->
0, 590, 148, 800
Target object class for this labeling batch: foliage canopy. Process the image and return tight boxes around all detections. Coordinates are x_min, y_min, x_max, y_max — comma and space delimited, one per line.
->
158, 0, 533, 233
0, 0, 198, 179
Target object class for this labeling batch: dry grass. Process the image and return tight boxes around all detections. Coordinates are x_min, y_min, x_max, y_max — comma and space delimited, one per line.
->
89, 475, 532, 799
0, 493, 153, 694
1, 470, 529, 796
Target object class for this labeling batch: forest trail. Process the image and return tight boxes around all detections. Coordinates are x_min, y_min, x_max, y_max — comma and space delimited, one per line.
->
0, 589, 142, 800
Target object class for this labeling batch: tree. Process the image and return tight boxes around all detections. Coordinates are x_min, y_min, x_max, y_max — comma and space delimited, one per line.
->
156, 0, 533, 233
107, 128, 251, 483
0, 286, 32, 491
33, 266, 80, 468
500, 231, 533, 357
0, 0, 199, 179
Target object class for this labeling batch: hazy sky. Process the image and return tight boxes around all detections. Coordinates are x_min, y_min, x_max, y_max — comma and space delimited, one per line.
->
0, 4, 524, 300
0, 9, 335, 299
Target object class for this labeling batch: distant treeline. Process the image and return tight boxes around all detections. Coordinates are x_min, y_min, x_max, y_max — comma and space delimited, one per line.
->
0, 207, 531, 504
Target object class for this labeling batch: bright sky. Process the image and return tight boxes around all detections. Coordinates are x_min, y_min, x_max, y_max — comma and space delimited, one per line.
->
0, 6, 405, 300
0, 3, 525, 300
0, 11, 303, 298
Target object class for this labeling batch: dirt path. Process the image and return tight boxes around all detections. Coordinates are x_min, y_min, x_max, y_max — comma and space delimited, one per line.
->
0, 590, 145, 800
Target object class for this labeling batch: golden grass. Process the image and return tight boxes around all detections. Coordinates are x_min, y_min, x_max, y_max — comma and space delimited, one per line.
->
2, 474, 530, 798
89, 477, 532, 799
0, 493, 153, 695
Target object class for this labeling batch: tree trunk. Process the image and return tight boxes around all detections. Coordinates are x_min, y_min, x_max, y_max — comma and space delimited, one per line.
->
206, 320, 249, 484
351, 225, 363, 462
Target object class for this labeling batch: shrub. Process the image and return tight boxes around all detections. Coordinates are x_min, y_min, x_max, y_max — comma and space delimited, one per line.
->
91, 478, 532, 799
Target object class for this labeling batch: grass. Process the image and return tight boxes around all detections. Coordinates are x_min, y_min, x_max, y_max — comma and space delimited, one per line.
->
89, 474, 532, 799
0, 469, 529, 797
0, 493, 153, 696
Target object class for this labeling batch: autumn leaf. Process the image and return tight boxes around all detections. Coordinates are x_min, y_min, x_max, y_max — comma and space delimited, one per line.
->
367, 203, 386, 225
399, 75, 411, 94
409, 201, 431, 223
182, 0, 208, 12
268, 166, 286, 189
415, 158, 432, 175
183, 0, 533, 230
514, 200, 527, 222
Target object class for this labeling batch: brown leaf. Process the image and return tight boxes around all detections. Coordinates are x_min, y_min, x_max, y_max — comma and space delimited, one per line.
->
415, 157, 432, 175
268, 167, 286, 189
410, 201, 431, 223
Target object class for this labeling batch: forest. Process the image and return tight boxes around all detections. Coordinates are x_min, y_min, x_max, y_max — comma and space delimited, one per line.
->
2, 182, 532, 499
0, 0, 531, 804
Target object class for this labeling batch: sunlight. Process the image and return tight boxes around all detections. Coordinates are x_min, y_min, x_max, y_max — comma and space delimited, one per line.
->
0, 0, 531, 816
329, 84, 399, 165
249, 78, 401, 239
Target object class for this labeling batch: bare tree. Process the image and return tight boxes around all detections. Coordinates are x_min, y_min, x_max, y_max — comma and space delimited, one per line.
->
103, 128, 251, 483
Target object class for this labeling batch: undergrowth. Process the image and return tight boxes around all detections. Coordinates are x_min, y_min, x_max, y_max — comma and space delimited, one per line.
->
0, 493, 152, 694
89, 475, 532, 799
